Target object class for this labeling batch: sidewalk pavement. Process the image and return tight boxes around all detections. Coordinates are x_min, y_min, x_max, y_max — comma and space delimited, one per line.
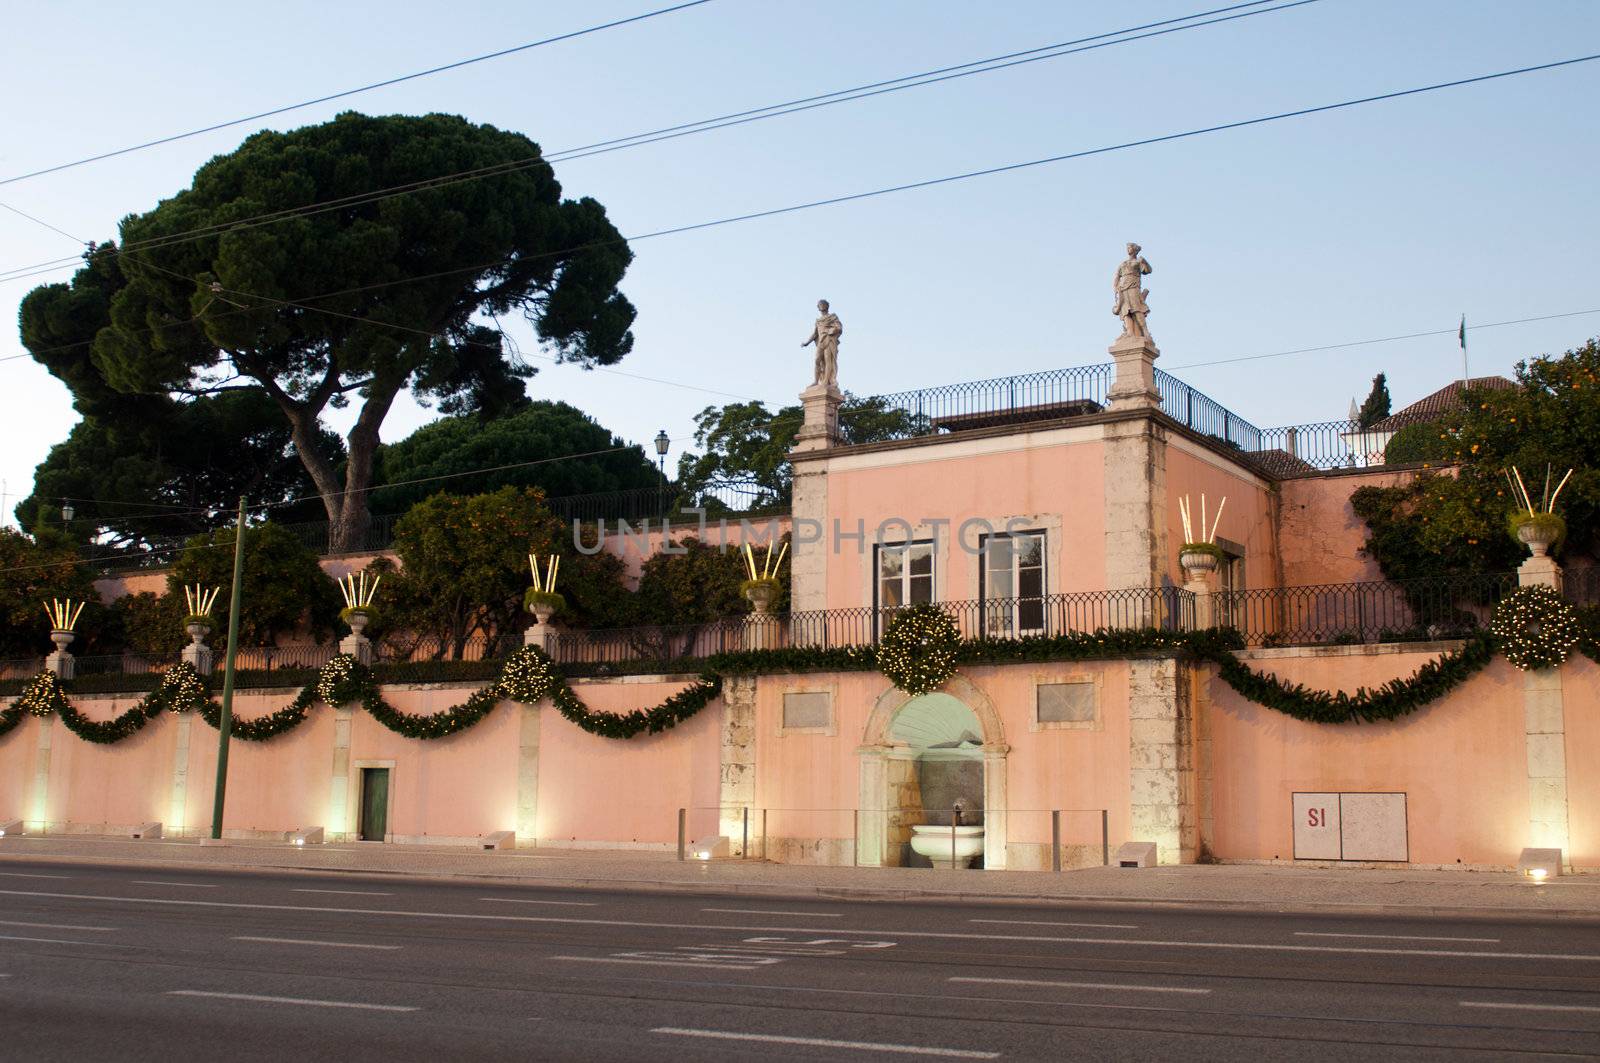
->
3, 833, 1596, 919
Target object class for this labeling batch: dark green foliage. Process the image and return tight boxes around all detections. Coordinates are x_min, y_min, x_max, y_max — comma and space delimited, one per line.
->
0, 528, 102, 658
110, 592, 187, 656
168, 522, 340, 645
677, 395, 925, 506
373, 486, 561, 658
1356, 339, 1600, 581
1357, 372, 1391, 429
21, 113, 637, 552
635, 536, 766, 624
369, 401, 660, 514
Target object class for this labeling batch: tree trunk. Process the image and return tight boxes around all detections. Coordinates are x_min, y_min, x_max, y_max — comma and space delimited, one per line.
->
329, 373, 405, 555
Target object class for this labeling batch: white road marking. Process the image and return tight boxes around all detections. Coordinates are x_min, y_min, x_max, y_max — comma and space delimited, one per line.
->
480, 897, 597, 907
6, 890, 1595, 962
0, 919, 116, 932
971, 919, 1138, 930
1295, 932, 1500, 943
169, 991, 416, 1012
1461, 1001, 1600, 1014
951, 976, 1210, 995
0, 933, 129, 948
291, 889, 393, 897
703, 908, 842, 918
132, 880, 217, 889
233, 936, 400, 951
0, 872, 70, 879
652, 1028, 999, 1059
551, 955, 762, 971
695, 944, 847, 955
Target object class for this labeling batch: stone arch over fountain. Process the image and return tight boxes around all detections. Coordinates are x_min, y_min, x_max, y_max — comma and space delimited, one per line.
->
857, 673, 1009, 869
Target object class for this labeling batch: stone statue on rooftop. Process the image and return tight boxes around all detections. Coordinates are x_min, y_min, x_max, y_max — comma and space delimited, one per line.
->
801, 299, 842, 389
1113, 243, 1153, 341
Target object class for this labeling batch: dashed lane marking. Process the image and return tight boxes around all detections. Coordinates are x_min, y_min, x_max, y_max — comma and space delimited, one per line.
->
0, 919, 116, 932
0, 933, 131, 948
1461, 1001, 1600, 1014
291, 889, 393, 897
480, 897, 598, 907
951, 976, 1210, 995
233, 936, 401, 950
1294, 932, 1499, 943
169, 991, 416, 1012
0, 872, 70, 880
550, 955, 764, 971
652, 1028, 1000, 1059
970, 919, 1138, 930
703, 908, 842, 918
131, 880, 217, 889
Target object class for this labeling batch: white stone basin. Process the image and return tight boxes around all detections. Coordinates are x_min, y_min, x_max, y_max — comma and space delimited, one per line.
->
910, 824, 985, 869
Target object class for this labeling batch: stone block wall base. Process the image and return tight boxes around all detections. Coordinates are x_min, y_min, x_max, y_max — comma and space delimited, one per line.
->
1518, 556, 1562, 591
1106, 336, 1161, 411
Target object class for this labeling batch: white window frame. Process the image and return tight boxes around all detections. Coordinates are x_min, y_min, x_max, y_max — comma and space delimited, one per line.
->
979, 529, 1047, 637
874, 540, 935, 633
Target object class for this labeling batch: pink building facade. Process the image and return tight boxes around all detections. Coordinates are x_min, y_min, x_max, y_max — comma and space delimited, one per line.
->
9, 338, 1595, 873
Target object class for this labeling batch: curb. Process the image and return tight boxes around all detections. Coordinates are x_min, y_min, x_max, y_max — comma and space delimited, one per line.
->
5, 848, 1600, 923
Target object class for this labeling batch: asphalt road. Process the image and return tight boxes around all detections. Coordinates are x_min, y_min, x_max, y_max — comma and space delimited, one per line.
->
1, 858, 1598, 1061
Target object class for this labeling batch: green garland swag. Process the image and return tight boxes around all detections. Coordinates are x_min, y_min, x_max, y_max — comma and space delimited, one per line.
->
0, 664, 212, 746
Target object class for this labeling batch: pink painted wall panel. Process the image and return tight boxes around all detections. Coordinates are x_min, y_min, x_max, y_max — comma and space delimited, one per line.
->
47, 697, 174, 830
1562, 656, 1600, 869
346, 688, 522, 841
536, 677, 722, 845
1276, 469, 1422, 587
1164, 447, 1277, 590
184, 689, 335, 836
1204, 650, 1528, 865
0, 715, 39, 820
821, 437, 1107, 612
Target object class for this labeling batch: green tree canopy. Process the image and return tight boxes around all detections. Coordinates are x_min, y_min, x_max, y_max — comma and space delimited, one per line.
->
168, 522, 340, 646
1353, 338, 1600, 581
676, 394, 924, 506
17, 390, 337, 548
369, 400, 660, 514
19, 112, 636, 553
1357, 372, 1391, 429
0, 529, 100, 659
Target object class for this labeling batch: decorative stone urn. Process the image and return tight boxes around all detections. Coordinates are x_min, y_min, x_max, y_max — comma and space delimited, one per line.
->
529, 602, 557, 627
1516, 519, 1561, 558
339, 609, 373, 666
50, 629, 75, 654
45, 629, 76, 680
744, 580, 779, 614
345, 610, 370, 637
182, 621, 214, 675
186, 621, 211, 644
1178, 548, 1220, 578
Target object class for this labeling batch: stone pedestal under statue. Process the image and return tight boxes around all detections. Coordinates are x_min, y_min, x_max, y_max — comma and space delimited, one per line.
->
1107, 335, 1161, 412
794, 382, 843, 452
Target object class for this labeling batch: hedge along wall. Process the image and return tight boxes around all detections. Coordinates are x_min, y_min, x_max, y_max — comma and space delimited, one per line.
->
12, 677, 720, 844
1200, 644, 1531, 867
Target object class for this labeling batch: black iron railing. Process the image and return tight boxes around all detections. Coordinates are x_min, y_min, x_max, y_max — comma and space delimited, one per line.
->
1220, 571, 1520, 647
872, 365, 1112, 437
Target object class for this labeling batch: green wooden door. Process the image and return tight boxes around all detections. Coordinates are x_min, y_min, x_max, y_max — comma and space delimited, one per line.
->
359, 768, 389, 841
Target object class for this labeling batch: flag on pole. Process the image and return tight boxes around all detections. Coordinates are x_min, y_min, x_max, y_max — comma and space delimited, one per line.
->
1459, 314, 1469, 385
1459, 315, 1466, 350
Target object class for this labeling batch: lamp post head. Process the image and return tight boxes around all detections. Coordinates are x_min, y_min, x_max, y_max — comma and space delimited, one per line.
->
60, 500, 74, 523
653, 430, 670, 458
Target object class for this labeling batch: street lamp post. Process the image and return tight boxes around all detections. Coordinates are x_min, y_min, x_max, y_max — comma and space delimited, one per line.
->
653, 430, 670, 519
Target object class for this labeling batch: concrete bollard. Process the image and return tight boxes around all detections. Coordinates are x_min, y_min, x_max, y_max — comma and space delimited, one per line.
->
0, 819, 23, 837
286, 827, 324, 846
131, 822, 163, 839
1115, 841, 1157, 868
482, 830, 516, 851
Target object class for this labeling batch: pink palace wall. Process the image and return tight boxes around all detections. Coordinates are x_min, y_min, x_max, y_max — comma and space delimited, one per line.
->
1275, 468, 1422, 587
1562, 655, 1600, 869
1164, 443, 1277, 590
820, 433, 1108, 611
752, 661, 1134, 861
1201, 646, 1530, 866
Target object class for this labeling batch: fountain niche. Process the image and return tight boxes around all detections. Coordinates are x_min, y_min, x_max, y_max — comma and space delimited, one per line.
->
885, 693, 985, 868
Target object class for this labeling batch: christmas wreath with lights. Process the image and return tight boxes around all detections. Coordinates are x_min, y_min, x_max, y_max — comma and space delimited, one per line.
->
878, 604, 961, 695
1491, 585, 1583, 671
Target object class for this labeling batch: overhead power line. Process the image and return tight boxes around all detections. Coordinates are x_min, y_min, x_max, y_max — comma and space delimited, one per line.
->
0, 0, 1313, 285
1165, 308, 1600, 370
0, 1, 715, 189
0, 201, 86, 245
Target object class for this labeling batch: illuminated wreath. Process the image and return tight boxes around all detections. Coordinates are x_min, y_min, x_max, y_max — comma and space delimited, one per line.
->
879, 604, 961, 695
316, 654, 367, 707
1491, 585, 1582, 671
498, 646, 559, 704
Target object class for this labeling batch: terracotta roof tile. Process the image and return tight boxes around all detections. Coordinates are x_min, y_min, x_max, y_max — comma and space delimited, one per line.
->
1368, 376, 1516, 431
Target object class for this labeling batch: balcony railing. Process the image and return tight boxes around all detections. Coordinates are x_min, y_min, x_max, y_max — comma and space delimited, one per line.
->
5, 571, 1596, 693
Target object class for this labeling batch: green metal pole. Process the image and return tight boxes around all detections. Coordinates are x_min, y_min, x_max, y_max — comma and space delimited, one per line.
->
210, 496, 247, 840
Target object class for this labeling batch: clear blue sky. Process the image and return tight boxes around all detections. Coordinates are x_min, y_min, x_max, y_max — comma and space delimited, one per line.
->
2, 0, 1597, 523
